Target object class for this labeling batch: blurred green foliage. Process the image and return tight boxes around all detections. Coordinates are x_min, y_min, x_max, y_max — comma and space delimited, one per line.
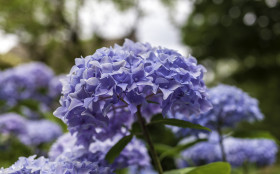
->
181, 0, 280, 143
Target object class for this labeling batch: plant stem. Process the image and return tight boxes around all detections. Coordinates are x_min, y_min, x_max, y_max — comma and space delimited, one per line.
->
136, 105, 163, 174
217, 125, 227, 162
242, 162, 249, 174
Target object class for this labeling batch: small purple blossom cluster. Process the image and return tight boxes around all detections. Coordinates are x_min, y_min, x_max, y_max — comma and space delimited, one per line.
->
49, 133, 150, 170
177, 132, 278, 168
0, 113, 62, 146
0, 62, 63, 114
0, 155, 113, 174
1, 132, 151, 174
55, 39, 212, 147
170, 84, 264, 136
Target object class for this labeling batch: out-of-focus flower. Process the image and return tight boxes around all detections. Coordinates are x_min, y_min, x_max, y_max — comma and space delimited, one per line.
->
203, 84, 263, 129
48, 75, 65, 99
0, 62, 54, 106
49, 133, 150, 170
19, 120, 62, 146
0, 63, 64, 116
170, 84, 263, 137
0, 113, 27, 136
177, 132, 278, 168
48, 132, 83, 161
0, 113, 62, 146
54, 39, 211, 147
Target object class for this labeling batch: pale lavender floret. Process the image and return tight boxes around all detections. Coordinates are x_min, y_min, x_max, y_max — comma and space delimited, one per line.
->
54, 39, 212, 147
170, 84, 264, 137
0, 113, 27, 136
19, 120, 62, 146
177, 132, 278, 168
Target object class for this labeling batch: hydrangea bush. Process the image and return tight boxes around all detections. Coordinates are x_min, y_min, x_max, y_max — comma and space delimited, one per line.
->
0, 40, 277, 174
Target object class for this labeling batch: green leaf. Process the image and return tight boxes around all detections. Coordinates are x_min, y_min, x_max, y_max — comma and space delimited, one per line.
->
164, 167, 195, 174
105, 134, 133, 164
149, 118, 211, 132
159, 139, 207, 160
164, 162, 231, 174
154, 143, 173, 153
147, 100, 160, 104
188, 162, 231, 174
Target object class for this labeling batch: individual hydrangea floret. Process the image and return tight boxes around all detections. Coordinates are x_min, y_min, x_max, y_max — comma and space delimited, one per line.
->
54, 39, 211, 147
0, 113, 27, 136
177, 132, 278, 168
19, 120, 62, 146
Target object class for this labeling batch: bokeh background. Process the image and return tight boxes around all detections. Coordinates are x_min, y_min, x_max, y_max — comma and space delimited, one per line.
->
0, 0, 279, 173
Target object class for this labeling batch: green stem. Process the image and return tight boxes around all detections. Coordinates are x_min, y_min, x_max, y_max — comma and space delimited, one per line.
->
217, 125, 227, 162
242, 162, 249, 174
136, 105, 163, 174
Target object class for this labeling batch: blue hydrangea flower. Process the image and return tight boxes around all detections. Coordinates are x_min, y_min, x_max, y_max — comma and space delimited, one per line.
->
19, 120, 62, 146
0, 154, 114, 174
177, 132, 278, 168
49, 132, 151, 170
170, 84, 264, 137
0, 62, 54, 106
54, 39, 211, 147
0, 113, 27, 136
48, 132, 83, 161
0, 63, 64, 116
203, 84, 264, 129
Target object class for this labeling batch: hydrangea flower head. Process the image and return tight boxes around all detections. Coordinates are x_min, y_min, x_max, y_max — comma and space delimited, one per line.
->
0, 154, 114, 174
170, 84, 264, 136
204, 84, 264, 129
0, 62, 54, 106
177, 132, 278, 168
19, 120, 62, 146
54, 39, 211, 147
0, 113, 27, 136
49, 133, 150, 170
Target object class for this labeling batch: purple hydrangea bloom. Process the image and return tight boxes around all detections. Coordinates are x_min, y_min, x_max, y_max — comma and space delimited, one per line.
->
177, 132, 278, 168
170, 84, 264, 137
0, 62, 54, 107
49, 133, 151, 170
0, 154, 114, 174
0, 113, 27, 136
54, 39, 211, 147
203, 84, 264, 129
19, 120, 62, 146
48, 132, 82, 161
